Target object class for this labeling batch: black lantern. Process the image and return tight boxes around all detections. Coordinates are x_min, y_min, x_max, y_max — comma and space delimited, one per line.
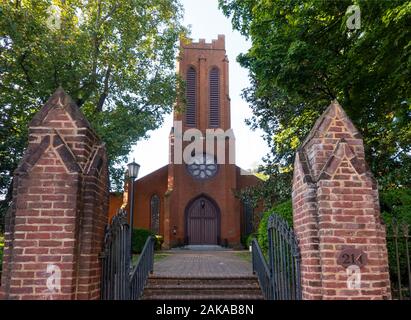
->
127, 159, 140, 180
127, 159, 140, 267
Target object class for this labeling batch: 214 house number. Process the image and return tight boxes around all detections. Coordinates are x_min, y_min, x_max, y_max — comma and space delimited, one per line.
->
337, 247, 368, 268
341, 253, 364, 265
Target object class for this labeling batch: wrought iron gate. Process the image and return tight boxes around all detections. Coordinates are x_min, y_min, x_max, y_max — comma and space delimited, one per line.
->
387, 220, 411, 300
252, 213, 302, 300
100, 209, 155, 300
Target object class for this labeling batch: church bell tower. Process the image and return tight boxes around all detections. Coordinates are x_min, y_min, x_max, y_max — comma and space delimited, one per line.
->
175, 34, 231, 132
164, 35, 241, 248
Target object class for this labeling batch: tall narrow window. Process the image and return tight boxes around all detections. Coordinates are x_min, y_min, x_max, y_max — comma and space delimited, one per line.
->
243, 199, 253, 235
150, 194, 160, 234
209, 67, 220, 127
186, 67, 196, 126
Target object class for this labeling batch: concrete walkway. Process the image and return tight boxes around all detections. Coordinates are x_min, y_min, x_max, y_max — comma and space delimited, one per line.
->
153, 249, 253, 277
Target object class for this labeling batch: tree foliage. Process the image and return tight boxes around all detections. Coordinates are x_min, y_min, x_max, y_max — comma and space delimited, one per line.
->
219, 0, 411, 200
0, 0, 186, 225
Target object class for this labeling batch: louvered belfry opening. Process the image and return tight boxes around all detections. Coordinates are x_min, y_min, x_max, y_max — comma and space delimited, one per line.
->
209, 67, 220, 127
185, 67, 197, 126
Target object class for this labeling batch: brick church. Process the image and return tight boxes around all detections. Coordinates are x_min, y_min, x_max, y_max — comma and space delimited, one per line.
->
110, 35, 262, 249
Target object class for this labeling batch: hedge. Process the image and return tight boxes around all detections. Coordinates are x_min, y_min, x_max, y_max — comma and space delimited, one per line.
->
131, 229, 163, 253
257, 199, 293, 256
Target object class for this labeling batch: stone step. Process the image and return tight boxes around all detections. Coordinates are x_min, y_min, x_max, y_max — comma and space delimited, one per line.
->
141, 275, 264, 300
142, 293, 264, 300
174, 245, 230, 251
143, 286, 262, 295
146, 276, 259, 286
145, 284, 260, 290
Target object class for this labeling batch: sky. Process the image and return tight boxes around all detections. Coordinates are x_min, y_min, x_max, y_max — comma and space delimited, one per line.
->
130, 0, 270, 178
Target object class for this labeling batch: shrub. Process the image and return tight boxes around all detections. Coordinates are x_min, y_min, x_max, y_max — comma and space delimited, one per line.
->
154, 235, 164, 251
240, 234, 247, 248
131, 229, 163, 253
257, 199, 293, 256
241, 233, 256, 248
132, 229, 155, 254
246, 233, 257, 247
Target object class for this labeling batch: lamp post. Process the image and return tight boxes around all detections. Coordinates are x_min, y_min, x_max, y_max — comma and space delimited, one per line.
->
127, 159, 140, 266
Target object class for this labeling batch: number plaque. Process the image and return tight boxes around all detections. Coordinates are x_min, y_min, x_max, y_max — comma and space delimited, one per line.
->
337, 247, 367, 268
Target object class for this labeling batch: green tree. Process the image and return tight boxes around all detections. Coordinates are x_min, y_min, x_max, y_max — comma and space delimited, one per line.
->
219, 0, 411, 198
0, 0, 186, 228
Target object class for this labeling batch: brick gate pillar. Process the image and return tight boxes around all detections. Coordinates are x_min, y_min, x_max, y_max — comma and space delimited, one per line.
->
292, 101, 391, 300
0, 88, 109, 299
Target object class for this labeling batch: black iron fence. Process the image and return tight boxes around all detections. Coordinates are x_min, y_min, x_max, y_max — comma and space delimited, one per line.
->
252, 213, 302, 300
100, 209, 130, 300
100, 209, 155, 300
130, 235, 155, 300
387, 220, 411, 300
251, 239, 272, 299
267, 214, 302, 300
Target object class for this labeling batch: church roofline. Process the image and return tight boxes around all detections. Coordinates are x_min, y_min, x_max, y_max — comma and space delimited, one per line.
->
134, 164, 168, 183
235, 165, 264, 181
181, 34, 225, 50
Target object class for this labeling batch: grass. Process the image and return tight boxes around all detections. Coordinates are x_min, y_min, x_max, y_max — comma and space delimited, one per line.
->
234, 251, 252, 263
154, 253, 170, 262
131, 252, 171, 267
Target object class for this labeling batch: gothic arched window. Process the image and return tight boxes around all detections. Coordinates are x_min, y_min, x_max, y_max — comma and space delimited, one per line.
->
186, 67, 197, 126
150, 194, 160, 234
243, 199, 253, 235
209, 67, 220, 127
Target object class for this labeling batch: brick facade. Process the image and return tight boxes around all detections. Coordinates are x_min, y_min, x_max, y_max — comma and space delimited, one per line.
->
292, 101, 391, 299
165, 36, 239, 248
109, 36, 263, 249
0, 88, 109, 299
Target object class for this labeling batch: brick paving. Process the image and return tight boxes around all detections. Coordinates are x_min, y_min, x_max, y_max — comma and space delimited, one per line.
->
153, 249, 253, 277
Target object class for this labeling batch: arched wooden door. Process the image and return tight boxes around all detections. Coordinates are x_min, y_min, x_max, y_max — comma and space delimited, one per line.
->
185, 196, 220, 245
